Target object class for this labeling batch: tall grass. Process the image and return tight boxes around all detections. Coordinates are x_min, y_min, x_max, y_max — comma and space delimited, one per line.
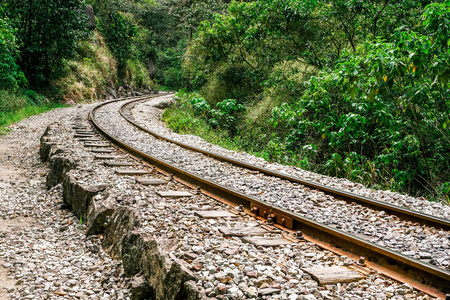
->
0, 90, 66, 134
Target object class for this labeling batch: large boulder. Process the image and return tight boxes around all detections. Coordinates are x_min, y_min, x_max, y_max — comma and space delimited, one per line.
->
62, 170, 108, 220
47, 154, 77, 187
86, 194, 116, 235
102, 206, 141, 258
122, 230, 200, 300
107, 86, 117, 99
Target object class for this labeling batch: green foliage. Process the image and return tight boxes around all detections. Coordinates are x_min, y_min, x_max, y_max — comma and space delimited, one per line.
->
162, 92, 241, 152
190, 0, 428, 101
0, 6, 26, 91
23, 89, 48, 106
0, 89, 26, 118
99, 10, 138, 79
0, 89, 64, 134
54, 31, 119, 102
157, 41, 186, 90
167, 0, 450, 202
269, 3, 450, 200
174, 92, 245, 136
5, 0, 90, 87
210, 99, 245, 135
125, 58, 152, 88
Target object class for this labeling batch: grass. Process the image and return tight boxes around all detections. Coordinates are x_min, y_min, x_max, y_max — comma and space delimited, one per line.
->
0, 103, 67, 135
162, 107, 241, 152
157, 85, 174, 92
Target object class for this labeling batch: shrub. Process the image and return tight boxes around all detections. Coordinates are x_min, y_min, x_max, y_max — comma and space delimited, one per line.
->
269, 2, 450, 199
0, 6, 26, 91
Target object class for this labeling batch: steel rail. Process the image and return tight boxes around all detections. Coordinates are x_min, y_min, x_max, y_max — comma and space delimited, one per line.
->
90, 97, 450, 297
118, 98, 450, 231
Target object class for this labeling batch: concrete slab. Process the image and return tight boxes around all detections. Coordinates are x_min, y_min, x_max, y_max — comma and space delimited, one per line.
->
79, 138, 100, 142
104, 161, 137, 167
74, 134, 95, 138
219, 227, 268, 237
91, 149, 114, 153
157, 191, 193, 198
76, 131, 95, 134
194, 210, 238, 219
115, 170, 150, 176
136, 178, 168, 185
241, 236, 292, 247
94, 155, 121, 160
84, 143, 110, 147
302, 266, 365, 285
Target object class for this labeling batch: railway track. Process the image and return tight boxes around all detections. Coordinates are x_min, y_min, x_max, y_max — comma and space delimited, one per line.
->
120, 98, 450, 231
89, 95, 450, 298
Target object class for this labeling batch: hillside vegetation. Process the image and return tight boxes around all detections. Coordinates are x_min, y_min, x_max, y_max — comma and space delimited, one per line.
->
163, 0, 450, 203
0, 0, 176, 127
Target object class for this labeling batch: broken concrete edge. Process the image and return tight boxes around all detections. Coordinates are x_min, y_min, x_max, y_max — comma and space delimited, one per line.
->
40, 123, 207, 300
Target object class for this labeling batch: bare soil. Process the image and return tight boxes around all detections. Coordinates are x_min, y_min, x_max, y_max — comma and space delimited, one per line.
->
0, 143, 26, 182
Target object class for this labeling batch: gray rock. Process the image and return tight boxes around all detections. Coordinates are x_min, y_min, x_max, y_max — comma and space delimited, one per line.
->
85, 5, 96, 30
62, 170, 108, 220
258, 288, 281, 296
102, 206, 141, 258
39, 123, 61, 162
47, 154, 77, 187
107, 87, 117, 99
86, 194, 116, 235
131, 275, 152, 300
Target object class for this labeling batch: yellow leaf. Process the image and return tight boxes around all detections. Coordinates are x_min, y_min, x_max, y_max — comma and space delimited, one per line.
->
413, 66, 416, 72
383, 75, 387, 82
321, 133, 326, 140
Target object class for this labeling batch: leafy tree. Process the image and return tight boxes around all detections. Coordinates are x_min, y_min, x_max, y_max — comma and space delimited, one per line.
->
99, 10, 138, 80
0, 5, 26, 91
4, 0, 90, 88
270, 2, 450, 199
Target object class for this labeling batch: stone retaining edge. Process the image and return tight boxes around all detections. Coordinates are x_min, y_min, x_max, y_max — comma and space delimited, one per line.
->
40, 123, 206, 300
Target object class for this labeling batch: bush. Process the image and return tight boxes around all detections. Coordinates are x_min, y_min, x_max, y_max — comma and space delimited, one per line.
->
6, 0, 90, 87
269, 3, 450, 199
0, 90, 26, 116
0, 6, 26, 91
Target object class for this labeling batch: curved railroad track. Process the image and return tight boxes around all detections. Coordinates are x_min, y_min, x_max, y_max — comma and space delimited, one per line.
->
89, 95, 450, 298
